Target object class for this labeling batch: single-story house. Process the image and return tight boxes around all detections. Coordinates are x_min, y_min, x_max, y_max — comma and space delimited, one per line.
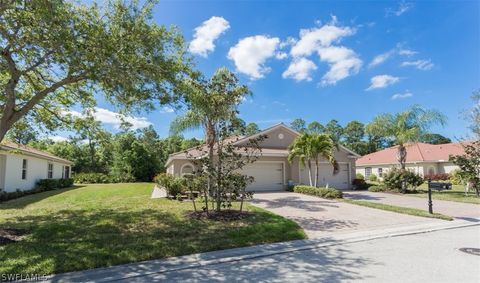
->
0, 141, 74, 192
165, 123, 359, 191
356, 142, 466, 179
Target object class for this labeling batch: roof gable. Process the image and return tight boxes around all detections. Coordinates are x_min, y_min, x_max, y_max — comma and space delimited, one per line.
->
0, 141, 74, 164
233, 123, 298, 149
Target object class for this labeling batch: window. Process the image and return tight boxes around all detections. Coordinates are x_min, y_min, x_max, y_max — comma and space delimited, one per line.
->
48, 163, 53, 179
22, 159, 27, 180
63, 166, 70, 179
181, 164, 194, 176
378, 168, 383, 177
365, 167, 372, 178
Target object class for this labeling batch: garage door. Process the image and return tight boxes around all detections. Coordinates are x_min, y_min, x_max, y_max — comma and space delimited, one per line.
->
242, 162, 284, 191
300, 163, 350, 189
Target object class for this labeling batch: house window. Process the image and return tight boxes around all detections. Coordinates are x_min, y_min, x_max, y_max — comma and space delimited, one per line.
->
22, 159, 27, 180
48, 163, 54, 179
378, 168, 383, 177
365, 167, 372, 178
181, 164, 194, 176
63, 166, 70, 179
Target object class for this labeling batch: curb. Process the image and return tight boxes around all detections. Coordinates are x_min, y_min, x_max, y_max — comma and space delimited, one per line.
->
47, 219, 480, 282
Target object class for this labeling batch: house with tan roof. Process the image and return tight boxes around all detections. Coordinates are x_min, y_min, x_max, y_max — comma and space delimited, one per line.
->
356, 142, 466, 179
0, 141, 74, 192
165, 123, 359, 190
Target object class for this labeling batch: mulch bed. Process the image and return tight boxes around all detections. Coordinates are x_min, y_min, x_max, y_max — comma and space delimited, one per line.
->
0, 228, 27, 245
188, 210, 254, 221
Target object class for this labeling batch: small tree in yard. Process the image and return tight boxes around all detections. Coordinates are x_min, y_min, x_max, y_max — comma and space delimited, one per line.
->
450, 141, 480, 197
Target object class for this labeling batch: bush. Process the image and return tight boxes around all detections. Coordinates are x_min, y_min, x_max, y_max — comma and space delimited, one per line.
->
293, 185, 343, 199
424, 173, 449, 181
74, 173, 135, 184
449, 169, 464, 185
368, 185, 386, 192
0, 178, 74, 203
352, 178, 368, 190
154, 173, 186, 198
368, 174, 378, 182
383, 168, 424, 192
356, 173, 365, 180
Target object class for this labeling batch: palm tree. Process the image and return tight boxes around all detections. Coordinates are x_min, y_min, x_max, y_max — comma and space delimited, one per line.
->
366, 105, 447, 192
288, 133, 338, 187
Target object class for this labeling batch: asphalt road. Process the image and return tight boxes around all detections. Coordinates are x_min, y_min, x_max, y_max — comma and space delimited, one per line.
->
129, 225, 480, 283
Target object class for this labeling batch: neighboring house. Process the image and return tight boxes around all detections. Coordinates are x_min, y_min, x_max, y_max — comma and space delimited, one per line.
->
356, 142, 466, 179
165, 123, 359, 191
0, 141, 74, 192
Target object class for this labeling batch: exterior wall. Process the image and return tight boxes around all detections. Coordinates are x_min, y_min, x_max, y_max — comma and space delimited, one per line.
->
356, 162, 460, 179
0, 155, 6, 189
2, 152, 71, 192
237, 127, 297, 149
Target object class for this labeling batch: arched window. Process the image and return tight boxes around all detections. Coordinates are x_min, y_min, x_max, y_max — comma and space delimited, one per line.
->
180, 164, 194, 175
428, 166, 435, 175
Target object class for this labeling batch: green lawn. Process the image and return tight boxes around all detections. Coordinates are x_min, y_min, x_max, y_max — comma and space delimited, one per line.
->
0, 183, 305, 275
342, 199, 453, 221
408, 184, 480, 205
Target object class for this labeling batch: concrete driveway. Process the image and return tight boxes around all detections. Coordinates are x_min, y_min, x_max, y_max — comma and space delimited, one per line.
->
251, 192, 444, 238
344, 191, 480, 220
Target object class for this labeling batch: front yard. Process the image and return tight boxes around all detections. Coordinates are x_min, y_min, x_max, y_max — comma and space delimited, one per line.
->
0, 183, 305, 276
409, 184, 479, 205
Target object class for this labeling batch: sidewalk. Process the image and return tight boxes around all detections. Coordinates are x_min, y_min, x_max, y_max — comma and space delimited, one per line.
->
46, 218, 480, 283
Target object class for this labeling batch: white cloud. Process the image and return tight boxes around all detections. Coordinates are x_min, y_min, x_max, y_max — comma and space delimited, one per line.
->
48, 135, 69, 142
275, 52, 288, 60
401, 59, 434, 70
290, 24, 355, 57
317, 46, 362, 85
64, 107, 152, 130
366, 75, 400, 90
189, 16, 230, 57
386, 1, 414, 17
398, 48, 417, 56
392, 91, 413, 100
160, 106, 174, 113
227, 35, 280, 79
282, 58, 317, 81
368, 50, 395, 68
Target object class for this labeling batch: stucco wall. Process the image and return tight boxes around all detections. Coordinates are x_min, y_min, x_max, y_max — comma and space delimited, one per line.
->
238, 128, 297, 149
356, 162, 460, 178
2, 153, 71, 192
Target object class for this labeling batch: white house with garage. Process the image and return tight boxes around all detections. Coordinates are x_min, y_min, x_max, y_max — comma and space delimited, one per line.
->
0, 141, 74, 192
165, 123, 359, 191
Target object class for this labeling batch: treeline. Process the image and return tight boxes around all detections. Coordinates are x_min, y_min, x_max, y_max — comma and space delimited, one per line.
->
26, 126, 202, 182
288, 118, 451, 156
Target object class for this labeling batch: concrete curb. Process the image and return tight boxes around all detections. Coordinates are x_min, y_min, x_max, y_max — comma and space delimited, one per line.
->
46, 219, 480, 283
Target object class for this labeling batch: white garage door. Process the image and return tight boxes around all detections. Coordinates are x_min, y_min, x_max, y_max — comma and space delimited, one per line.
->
300, 163, 350, 190
242, 162, 284, 191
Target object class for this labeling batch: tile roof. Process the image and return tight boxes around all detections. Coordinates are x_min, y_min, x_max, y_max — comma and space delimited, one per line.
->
356, 142, 467, 166
0, 141, 74, 164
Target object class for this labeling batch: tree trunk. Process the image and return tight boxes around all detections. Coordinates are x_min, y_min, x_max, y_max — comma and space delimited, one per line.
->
397, 144, 408, 193
314, 159, 319, 187
307, 160, 313, 186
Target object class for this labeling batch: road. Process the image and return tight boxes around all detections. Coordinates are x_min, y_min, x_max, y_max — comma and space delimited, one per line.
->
127, 225, 480, 283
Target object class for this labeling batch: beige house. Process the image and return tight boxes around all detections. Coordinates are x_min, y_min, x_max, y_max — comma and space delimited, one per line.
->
165, 124, 359, 191
356, 142, 466, 179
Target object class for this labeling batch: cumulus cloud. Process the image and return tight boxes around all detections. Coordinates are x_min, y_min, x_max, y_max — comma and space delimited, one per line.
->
189, 16, 230, 57
401, 59, 434, 70
160, 106, 174, 113
227, 35, 280, 79
386, 1, 414, 17
282, 58, 317, 81
317, 46, 362, 85
64, 107, 152, 130
366, 75, 400, 90
392, 91, 413, 100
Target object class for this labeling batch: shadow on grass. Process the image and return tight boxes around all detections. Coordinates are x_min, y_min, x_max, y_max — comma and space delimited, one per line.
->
0, 185, 85, 209
0, 207, 305, 275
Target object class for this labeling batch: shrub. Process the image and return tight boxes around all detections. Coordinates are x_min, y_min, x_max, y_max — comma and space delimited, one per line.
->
293, 185, 343, 199
368, 174, 378, 182
368, 185, 386, 192
356, 173, 365, 180
352, 178, 368, 190
74, 173, 135, 184
424, 173, 449, 181
383, 168, 424, 192
0, 178, 74, 203
449, 169, 464, 185
154, 173, 185, 198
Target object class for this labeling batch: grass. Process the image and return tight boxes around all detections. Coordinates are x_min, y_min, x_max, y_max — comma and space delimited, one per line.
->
342, 199, 454, 221
0, 183, 306, 276
405, 183, 480, 205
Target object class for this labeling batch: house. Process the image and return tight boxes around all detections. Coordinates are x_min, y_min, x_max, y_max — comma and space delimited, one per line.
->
0, 141, 74, 192
165, 123, 359, 191
356, 142, 466, 179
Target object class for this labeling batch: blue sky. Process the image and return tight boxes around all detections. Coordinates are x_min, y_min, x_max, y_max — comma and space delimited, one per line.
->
62, 0, 479, 141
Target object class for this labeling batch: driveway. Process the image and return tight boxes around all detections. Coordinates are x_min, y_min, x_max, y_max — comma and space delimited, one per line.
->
251, 192, 443, 238
344, 191, 480, 220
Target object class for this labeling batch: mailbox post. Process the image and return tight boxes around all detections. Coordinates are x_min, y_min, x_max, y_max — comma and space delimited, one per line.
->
427, 179, 433, 214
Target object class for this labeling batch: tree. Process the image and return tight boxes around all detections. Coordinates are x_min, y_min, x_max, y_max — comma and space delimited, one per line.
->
290, 118, 306, 133
420, 133, 451, 145
288, 133, 338, 187
0, 0, 191, 142
466, 90, 480, 139
170, 67, 250, 211
307, 121, 324, 134
450, 141, 480, 197
343, 121, 365, 145
5, 118, 38, 144
324, 119, 344, 144
245, 122, 260, 136
366, 105, 447, 192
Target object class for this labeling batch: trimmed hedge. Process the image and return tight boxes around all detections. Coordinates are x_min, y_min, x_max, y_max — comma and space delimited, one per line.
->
293, 185, 343, 199
0, 178, 74, 203
368, 185, 386, 192
74, 172, 135, 184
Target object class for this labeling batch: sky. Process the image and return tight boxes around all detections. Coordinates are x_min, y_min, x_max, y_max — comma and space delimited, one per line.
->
55, 0, 479, 141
